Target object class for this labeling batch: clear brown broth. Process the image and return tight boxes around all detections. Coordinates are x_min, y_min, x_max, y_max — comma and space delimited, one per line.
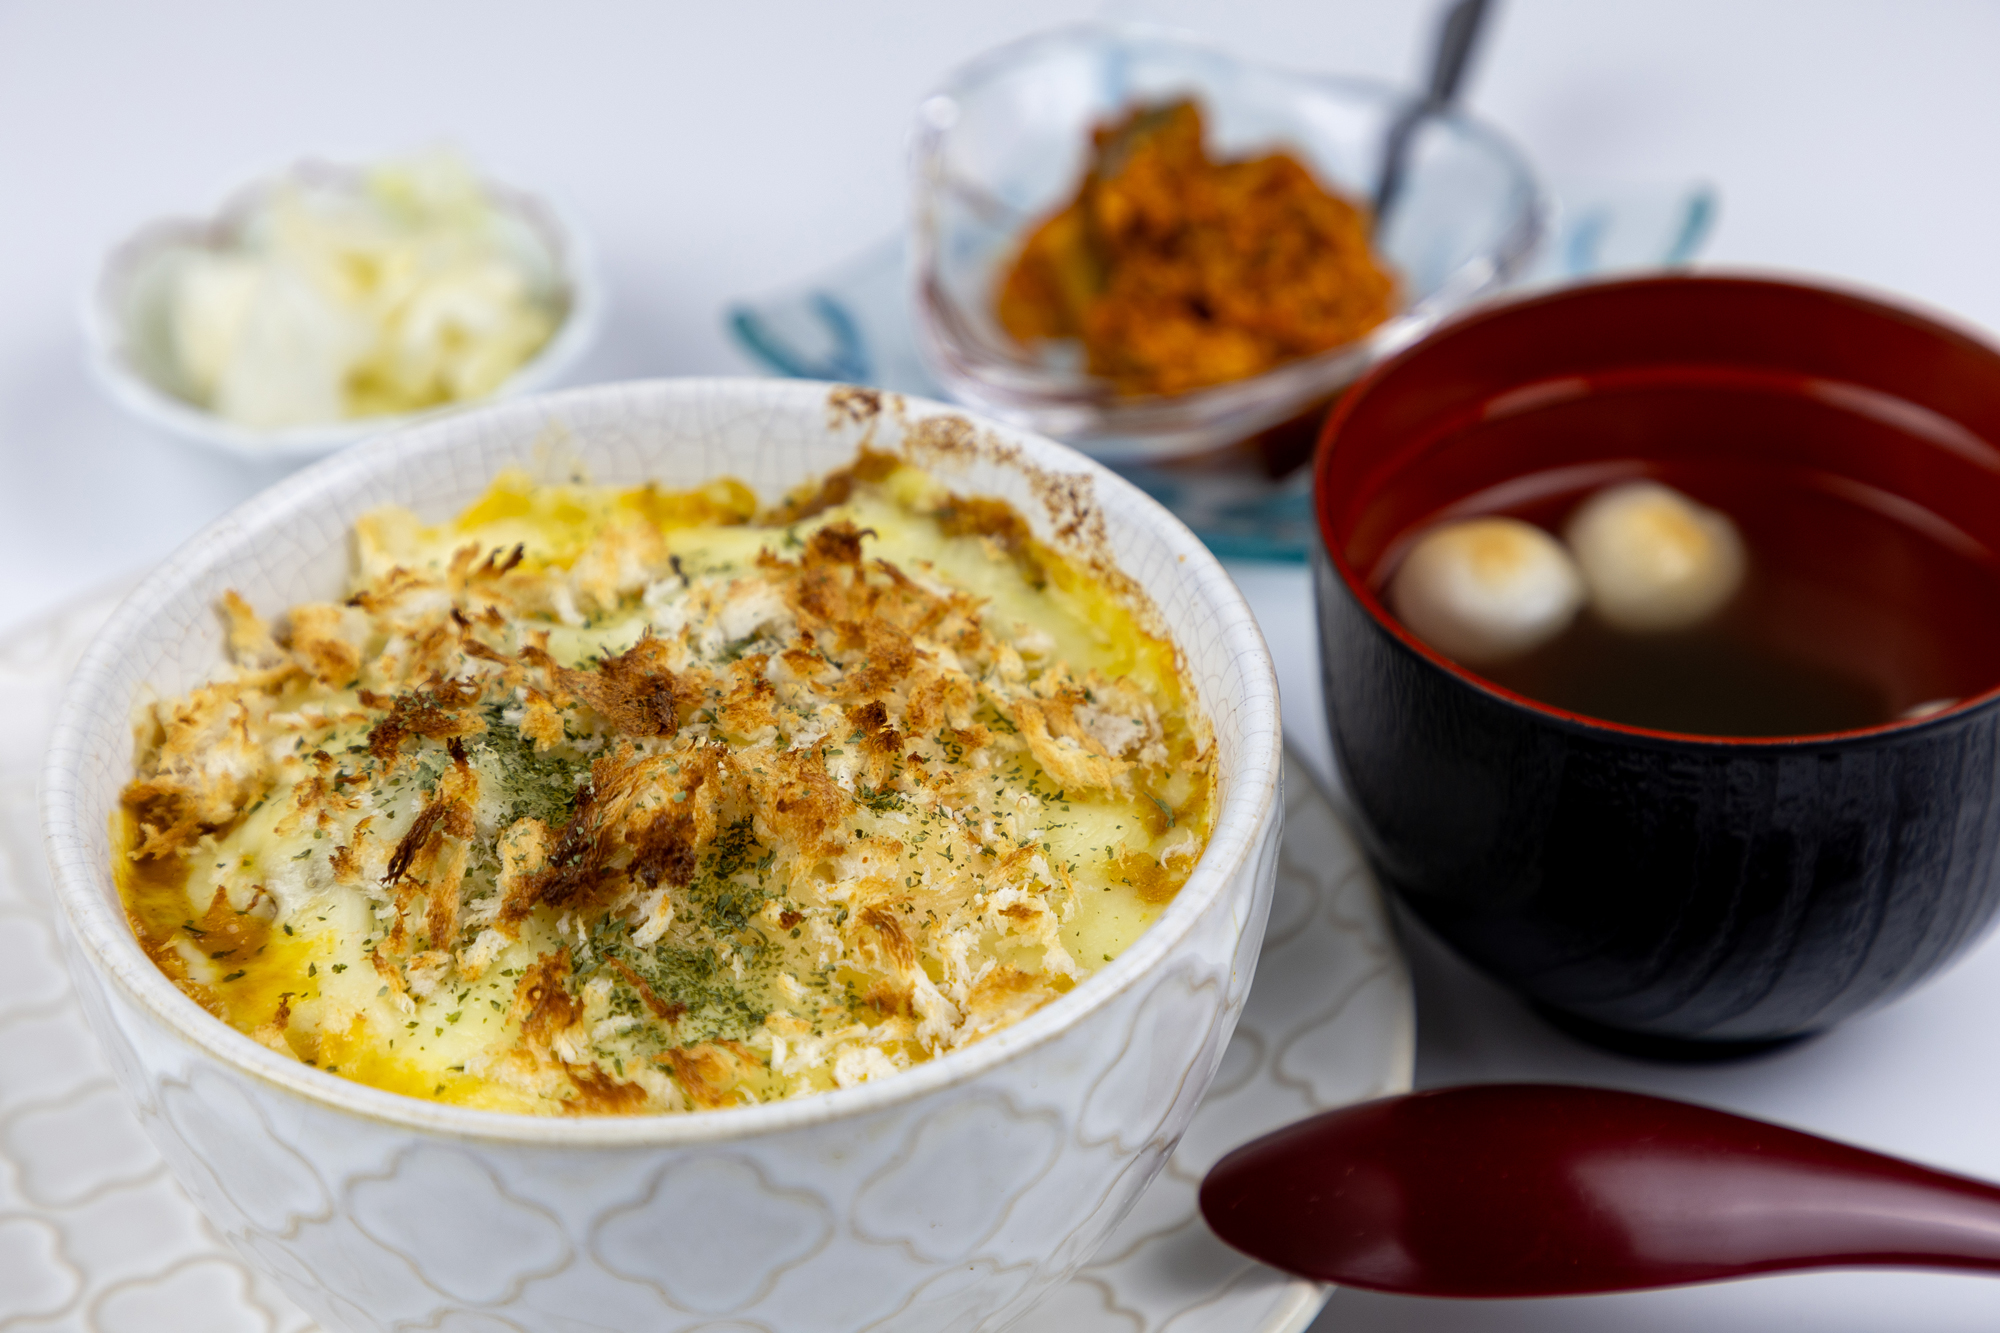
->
1381, 454, 2000, 738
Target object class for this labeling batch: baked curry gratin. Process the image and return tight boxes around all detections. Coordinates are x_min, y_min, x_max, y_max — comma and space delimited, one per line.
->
118, 453, 1214, 1114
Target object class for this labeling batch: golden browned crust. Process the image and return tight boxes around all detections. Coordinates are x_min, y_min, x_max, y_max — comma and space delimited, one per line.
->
118, 450, 1213, 1116
528, 637, 687, 738
363, 679, 486, 765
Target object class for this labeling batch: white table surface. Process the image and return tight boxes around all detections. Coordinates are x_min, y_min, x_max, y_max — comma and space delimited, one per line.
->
7, 3, 2000, 1329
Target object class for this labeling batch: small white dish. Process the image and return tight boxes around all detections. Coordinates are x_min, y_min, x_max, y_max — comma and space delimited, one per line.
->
83, 159, 605, 465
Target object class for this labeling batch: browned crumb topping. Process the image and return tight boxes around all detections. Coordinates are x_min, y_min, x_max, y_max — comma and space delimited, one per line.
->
116, 458, 1212, 1115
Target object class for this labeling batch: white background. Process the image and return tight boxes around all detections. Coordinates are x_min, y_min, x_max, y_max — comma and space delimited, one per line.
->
7, 2, 2000, 1329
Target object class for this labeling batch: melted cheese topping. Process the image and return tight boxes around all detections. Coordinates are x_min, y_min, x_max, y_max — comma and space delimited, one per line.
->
118, 454, 1213, 1115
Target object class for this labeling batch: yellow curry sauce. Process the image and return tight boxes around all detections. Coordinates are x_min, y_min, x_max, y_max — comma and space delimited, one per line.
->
118, 453, 1213, 1114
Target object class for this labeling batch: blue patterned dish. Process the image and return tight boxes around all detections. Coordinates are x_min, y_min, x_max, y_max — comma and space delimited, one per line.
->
731, 175, 1709, 562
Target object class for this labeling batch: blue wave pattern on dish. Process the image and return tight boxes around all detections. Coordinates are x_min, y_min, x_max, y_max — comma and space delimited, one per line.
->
727, 183, 1714, 562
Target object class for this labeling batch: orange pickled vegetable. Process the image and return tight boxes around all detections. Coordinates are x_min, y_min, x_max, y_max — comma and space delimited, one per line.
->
996, 100, 1398, 398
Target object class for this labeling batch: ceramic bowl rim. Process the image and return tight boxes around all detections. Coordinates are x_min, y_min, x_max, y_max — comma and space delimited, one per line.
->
1312, 268, 2000, 752
81, 157, 607, 464
41, 376, 1282, 1148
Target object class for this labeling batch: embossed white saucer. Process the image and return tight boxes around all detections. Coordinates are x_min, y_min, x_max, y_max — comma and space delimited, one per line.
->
0, 589, 1411, 1333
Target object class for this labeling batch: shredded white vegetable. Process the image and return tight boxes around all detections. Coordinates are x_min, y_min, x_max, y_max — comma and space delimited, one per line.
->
167, 152, 561, 428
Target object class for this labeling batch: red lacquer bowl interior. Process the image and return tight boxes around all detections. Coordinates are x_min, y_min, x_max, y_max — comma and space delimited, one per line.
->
1313, 274, 2000, 744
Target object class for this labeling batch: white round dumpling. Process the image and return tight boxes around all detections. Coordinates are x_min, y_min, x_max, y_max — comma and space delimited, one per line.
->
1565, 482, 1746, 633
1388, 517, 1586, 666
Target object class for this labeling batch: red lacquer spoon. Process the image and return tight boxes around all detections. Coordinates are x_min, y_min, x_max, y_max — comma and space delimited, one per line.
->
1199, 1084, 2000, 1297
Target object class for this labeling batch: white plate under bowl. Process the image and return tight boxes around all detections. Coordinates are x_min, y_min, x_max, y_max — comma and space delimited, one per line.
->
83, 160, 606, 466
0, 588, 1409, 1333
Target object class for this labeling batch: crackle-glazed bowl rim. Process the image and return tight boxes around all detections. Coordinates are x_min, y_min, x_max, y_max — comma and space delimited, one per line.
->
42, 377, 1281, 1149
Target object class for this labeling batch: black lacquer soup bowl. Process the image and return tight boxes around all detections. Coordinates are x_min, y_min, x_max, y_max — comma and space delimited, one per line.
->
1313, 275, 2000, 1052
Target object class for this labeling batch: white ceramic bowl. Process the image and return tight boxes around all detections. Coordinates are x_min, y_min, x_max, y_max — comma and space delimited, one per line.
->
84, 159, 606, 465
41, 379, 1283, 1333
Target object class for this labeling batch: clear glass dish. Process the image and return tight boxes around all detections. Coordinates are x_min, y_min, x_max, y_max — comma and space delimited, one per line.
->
907, 23, 1544, 464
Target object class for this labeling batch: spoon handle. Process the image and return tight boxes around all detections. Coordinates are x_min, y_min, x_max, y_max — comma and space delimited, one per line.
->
1425, 0, 1492, 106
1203, 1084, 2000, 1297
1374, 0, 1494, 227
